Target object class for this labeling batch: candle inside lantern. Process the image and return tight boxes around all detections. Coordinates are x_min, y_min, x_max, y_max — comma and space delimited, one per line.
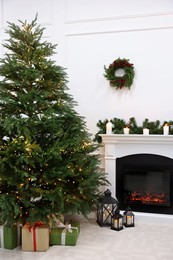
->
113, 218, 122, 229
123, 127, 129, 135
127, 216, 133, 226
106, 121, 112, 134
143, 128, 149, 135
163, 124, 169, 135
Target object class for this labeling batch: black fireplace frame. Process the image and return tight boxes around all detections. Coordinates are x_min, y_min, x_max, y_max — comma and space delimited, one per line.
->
116, 153, 173, 214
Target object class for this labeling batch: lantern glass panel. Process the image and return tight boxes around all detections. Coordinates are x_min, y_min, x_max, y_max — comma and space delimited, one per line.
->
102, 204, 112, 224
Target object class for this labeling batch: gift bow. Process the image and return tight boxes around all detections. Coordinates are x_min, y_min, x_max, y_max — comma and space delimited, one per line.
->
56, 221, 73, 233
50, 214, 72, 233
28, 221, 45, 233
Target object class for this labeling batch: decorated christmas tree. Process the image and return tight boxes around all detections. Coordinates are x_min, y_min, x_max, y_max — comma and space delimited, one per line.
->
0, 16, 108, 226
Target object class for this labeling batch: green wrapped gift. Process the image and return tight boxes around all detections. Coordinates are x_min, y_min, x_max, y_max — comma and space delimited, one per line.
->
4, 225, 18, 250
50, 221, 80, 246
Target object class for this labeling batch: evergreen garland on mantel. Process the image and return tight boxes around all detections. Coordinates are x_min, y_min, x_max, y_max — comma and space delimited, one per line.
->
94, 117, 173, 143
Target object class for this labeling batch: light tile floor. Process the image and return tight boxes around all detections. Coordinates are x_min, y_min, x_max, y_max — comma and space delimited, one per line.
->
1, 214, 173, 260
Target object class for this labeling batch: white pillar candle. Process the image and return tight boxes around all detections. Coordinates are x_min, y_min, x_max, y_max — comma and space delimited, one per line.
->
163, 124, 169, 135
123, 127, 129, 135
106, 121, 112, 134
143, 128, 149, 135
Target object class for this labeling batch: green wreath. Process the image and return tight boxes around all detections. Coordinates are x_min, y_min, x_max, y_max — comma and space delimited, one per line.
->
104, 58, 135, 90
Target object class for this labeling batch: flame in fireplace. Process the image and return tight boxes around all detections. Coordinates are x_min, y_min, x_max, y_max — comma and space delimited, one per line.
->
127, 191, 167, 205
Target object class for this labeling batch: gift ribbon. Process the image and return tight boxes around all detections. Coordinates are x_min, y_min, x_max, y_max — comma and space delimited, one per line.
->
28, 222, 45, 251
0, 226, 4, 248
60, 224, 78, 245
61, 228, 66, 245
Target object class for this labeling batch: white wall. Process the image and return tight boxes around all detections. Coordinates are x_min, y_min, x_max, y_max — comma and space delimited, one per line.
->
1, 0, 173, 137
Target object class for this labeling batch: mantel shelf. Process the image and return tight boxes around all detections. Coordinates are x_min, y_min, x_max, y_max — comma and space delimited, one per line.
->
100, 134, 173, 144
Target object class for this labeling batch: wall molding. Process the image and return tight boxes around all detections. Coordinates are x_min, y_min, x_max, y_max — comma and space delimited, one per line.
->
65, 11, 173, 37
65, 11, 173, 24
66, 25, 173, 37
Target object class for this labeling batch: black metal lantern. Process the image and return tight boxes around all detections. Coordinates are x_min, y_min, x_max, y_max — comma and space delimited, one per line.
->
111, 208, 123, 231
97, 189, 118, 227
123, 207, 135, 227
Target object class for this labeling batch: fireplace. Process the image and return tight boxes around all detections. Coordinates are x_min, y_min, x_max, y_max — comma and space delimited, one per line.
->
100, 134, 173, 216
116, 154, 173, 214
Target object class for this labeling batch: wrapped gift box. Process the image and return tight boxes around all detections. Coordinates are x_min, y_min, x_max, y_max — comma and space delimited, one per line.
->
3, 225, 18, 250
0, 224, 22, 249
50, 221, 80, 246
22, 222, 49, 252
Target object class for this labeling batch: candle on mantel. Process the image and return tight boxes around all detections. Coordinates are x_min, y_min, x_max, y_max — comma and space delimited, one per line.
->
163, 124, 169, 135
143, 128, 149, 135
106, 121, 113, 134
123, 127, 130, 135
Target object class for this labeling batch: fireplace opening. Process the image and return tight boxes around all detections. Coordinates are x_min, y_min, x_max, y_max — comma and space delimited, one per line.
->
116, 154, 173, 214
124, 166, 170, 207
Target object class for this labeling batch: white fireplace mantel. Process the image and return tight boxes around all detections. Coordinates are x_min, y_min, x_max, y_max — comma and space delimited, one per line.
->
100, 134, 173, 198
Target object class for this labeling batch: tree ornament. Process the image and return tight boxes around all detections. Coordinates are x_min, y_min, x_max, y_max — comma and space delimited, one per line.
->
104, 58, 135, 90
